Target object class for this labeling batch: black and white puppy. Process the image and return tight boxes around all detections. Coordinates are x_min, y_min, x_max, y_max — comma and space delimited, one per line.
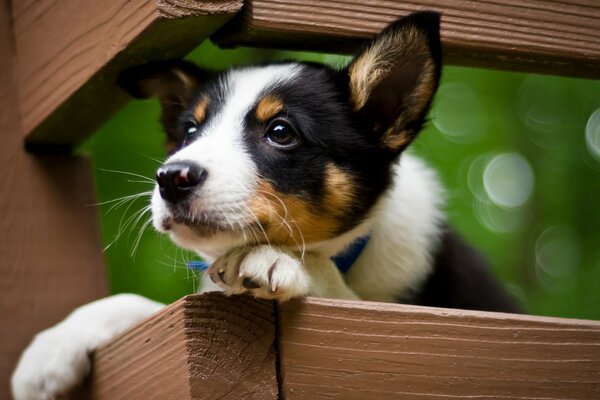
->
12, 12, 519, 400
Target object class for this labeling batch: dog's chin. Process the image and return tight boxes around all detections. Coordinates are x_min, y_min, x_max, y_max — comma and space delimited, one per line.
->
162, 214, 241, 238
173, 216, 228, 237
157, 213, 258, 259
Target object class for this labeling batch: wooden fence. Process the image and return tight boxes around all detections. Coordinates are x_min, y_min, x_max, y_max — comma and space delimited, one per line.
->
84, 293, 600, 399
1, 0, 599, 398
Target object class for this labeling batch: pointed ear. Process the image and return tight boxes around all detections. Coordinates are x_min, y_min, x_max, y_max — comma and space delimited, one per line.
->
347, 11, 442, 151
118, 60, 210, 148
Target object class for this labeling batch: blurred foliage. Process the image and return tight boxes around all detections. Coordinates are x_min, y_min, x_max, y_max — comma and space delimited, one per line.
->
83, 41, 600, 319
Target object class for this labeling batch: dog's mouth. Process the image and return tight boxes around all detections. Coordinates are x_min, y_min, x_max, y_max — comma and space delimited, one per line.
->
162, 209, 262, 239
174, 216, 225, 237
164, 214, 227, 237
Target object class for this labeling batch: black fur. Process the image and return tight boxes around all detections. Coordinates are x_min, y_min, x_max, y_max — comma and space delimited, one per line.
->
118, 60, 212, 148
242, 64, 394, 234
404, 226, 522, 313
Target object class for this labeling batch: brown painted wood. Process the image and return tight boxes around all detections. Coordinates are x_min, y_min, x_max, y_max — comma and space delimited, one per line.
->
13, 0, 243, 149
84, 294, 600, 399
279, 297, 600, 399
214, 0, 600, 79
85, 293, 278, 400
0, 1, 109, 398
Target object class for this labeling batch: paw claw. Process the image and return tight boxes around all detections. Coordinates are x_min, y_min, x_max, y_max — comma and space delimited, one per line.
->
210, 246, 309, 301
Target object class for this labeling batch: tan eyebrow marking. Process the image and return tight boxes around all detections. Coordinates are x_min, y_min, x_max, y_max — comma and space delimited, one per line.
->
255, 95, 284, 122
193, 96, 209, 123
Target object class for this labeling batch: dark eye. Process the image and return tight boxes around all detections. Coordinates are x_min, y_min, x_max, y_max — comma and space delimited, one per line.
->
182, 121, 198, 147
265, 120, 300, 149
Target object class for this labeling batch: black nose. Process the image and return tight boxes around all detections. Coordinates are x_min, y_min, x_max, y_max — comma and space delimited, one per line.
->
156, 161, 207, 203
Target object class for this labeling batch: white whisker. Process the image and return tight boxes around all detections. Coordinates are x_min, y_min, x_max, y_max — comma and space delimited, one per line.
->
97, 168, 156, 184
130, 217, 152, 258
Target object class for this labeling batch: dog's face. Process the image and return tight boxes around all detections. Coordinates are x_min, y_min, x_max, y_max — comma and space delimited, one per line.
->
120, 12, 441, 259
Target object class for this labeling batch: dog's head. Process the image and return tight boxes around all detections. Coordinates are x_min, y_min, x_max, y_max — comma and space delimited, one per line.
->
119, 12, 441, 259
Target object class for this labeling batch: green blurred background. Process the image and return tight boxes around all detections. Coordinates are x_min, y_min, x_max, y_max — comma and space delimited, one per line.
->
82, 41, 600, 320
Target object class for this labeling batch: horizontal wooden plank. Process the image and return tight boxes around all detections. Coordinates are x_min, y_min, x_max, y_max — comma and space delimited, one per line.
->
213, 0, 600, 78
86, 294, 277, 399
86, 293, 600, 399
14, 0, 243, 149
279, 298, 600, 399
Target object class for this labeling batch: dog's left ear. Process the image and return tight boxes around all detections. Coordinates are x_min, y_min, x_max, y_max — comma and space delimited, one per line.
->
118, 60, 210, 149
346, 11, 442, 151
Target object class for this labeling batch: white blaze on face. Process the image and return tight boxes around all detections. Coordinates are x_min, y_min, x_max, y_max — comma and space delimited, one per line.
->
151, 64, 302, 259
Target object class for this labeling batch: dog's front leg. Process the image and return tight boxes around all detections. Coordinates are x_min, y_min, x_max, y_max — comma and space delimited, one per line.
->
11, 294, 163, 400
207, 245, 359, 301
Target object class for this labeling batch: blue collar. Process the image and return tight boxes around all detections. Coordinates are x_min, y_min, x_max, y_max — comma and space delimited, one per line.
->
331, 235, 370, 274
187, 235, 370, 274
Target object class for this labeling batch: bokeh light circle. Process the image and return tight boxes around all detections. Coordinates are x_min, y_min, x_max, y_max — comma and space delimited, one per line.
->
517, 75, 571, 149
483, 152, 534, 209
585, 108, 600, 161
432, 82, 484, 143
472, 197, 525, 234
467, 154, 491, 202
534, 225, 581, 291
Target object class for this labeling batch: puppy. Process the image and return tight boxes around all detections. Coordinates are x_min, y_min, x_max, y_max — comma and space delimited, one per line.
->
12, 12, 519, 400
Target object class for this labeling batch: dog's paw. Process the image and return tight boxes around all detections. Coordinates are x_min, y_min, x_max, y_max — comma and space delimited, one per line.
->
208, 246, 310, 301
11, 326, 90, 400
12, 294, 163, 400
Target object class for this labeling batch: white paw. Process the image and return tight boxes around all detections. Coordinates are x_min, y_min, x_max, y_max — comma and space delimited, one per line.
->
208, 246, 310, 301
12, 326, 91, 400
11, 294, 164, 400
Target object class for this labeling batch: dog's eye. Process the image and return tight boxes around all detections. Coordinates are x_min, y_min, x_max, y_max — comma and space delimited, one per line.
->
182, 121, 198, 147
265, 120, 300, 149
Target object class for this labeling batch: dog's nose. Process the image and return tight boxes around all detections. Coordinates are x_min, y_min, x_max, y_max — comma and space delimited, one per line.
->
156, 161, 207, 203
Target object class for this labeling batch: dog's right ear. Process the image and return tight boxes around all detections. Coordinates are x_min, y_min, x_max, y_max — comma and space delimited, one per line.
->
118, 60, 210, 150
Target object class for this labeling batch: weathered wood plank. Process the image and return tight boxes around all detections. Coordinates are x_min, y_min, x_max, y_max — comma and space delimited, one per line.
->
86, 294, 278, 400
279, 298, 600, 399
0, 1, 109, 397
214, 0, 600, 78
13, 0, 243, 149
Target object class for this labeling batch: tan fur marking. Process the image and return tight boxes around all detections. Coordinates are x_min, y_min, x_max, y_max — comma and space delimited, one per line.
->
348, 51, 384, 111
349, 24, 436, 150
173, 68, 195, 91
349, 25, 431, 112
381, 58, 436, 150
381, 130, 411, 149
249, 180, 342, 248
193, 97, 209, 123
164, 141, 177, 155
324, 164, 356, 215
256, 96, 284, 122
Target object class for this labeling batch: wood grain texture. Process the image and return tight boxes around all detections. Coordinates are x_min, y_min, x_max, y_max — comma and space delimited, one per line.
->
13, 0, 243, 149
84, 294, 600, 399
0, 1, 109, 397
214, 0, 600, 78
279, 298, 600, 399
86, 293, 278, 400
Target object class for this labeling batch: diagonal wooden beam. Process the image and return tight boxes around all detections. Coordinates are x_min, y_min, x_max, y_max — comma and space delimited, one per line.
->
213, 0, 600, 79
14, 0, 243, 150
